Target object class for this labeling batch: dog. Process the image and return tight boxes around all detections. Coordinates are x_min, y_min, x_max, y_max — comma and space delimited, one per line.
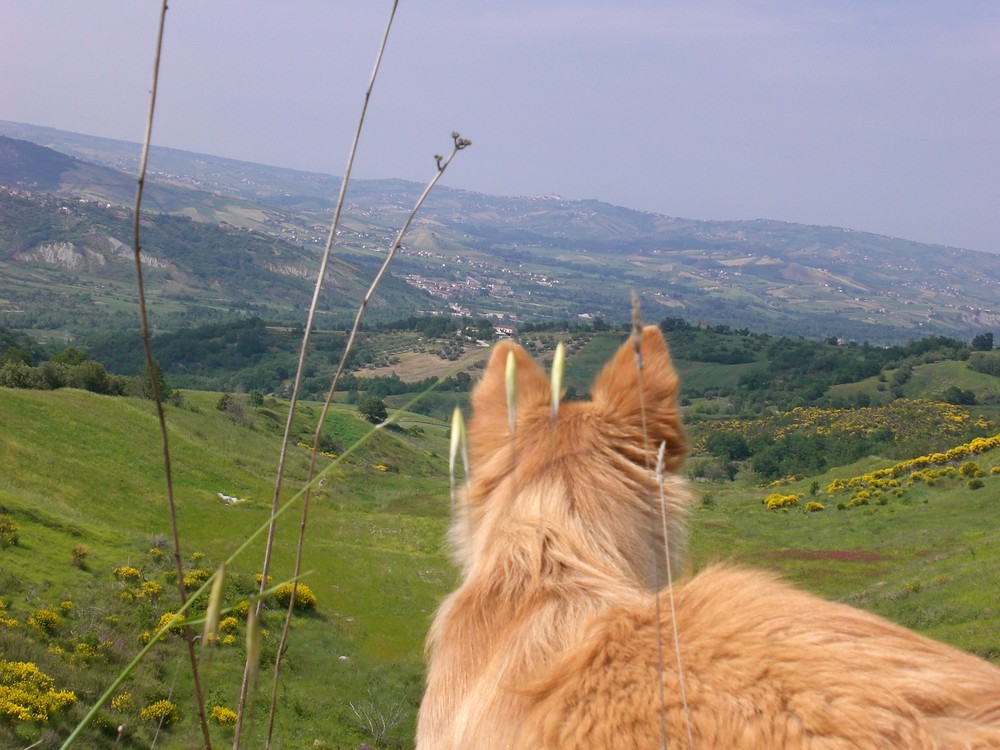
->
417, 326, 1000, 748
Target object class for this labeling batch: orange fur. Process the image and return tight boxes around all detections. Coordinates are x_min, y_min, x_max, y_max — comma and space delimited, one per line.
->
417, 326, 1000, 749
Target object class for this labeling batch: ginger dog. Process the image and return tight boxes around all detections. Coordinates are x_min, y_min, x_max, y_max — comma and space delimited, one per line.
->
417, 326, 1000, 749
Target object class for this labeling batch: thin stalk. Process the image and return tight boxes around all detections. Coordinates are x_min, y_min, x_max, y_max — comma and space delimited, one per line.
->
630, 295, 692, 750
265, 132, 471, 747
129, 2, 212, 747
232, 3, 399, 745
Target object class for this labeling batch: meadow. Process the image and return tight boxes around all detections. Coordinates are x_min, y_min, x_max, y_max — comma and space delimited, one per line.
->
1, 369, 997, 747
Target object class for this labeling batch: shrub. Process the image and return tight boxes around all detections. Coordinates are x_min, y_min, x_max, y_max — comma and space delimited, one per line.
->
183, 569, 210, 589
137, 580, 163, 599
0, 660, 77, 721
111, 692, 136, 713
139, 699, 178, 725
113, 565, 142, 583
968, 478, 985, 490
0, 515, 19, 547
763, 493, 800, 510
70, 545, 89, 568
959, 461, 982, 478
71, 642, 100, 665
274, 582, 317, 611
28, 608, 59, 634
156, 612, 184, 636
218, 616, 239, 634
805, 501, 825, 512
357, 394, 388, 424
210, 705, 238, 726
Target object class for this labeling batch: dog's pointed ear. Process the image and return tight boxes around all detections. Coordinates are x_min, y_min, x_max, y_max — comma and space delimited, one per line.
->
591, 325, 687, 471
469, 340, 549, 458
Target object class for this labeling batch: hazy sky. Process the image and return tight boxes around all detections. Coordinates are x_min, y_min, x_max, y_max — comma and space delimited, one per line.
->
3, 2, 999, 253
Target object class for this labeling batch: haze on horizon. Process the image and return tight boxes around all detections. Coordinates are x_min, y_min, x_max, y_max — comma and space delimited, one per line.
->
3, 1, 999, 255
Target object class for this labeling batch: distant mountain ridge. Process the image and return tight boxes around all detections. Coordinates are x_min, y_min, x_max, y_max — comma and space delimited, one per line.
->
0, 120, 997, 344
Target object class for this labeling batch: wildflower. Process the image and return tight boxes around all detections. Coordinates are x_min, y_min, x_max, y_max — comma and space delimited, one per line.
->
211, 705, 238, 726
139, 699, 178, 725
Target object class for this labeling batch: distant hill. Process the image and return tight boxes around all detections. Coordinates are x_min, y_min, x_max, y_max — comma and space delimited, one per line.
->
1, 120, 998, 344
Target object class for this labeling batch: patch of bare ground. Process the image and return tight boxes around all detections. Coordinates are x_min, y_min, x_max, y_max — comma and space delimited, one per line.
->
771, 549, 884, 563
358, 346, 491, 381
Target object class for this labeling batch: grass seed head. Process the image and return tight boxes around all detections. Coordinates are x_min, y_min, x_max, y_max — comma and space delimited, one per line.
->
202, 563, 226, 648
550, 341, 566, 423
505, 348, 517, 437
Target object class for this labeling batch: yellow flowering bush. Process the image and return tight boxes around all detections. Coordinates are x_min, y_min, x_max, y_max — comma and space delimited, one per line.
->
696, 401, 988, 455
0, 515, 18, 547
183, 569, 210, 589
28, 608, 59, 634
70, 642, 100, 665
0, 660, 76, 721
110, 691, 135, 713
210, 704, 238, 726
826, 432, 999, 508
136, 580, 163, 599
139, 699, 178, 725
274, 582, 317, 611
763, 493, 800, 510
156, 612, 184, 636
218, 616, 239, 633
113, 565, 142, 583
805, 501, 825, 512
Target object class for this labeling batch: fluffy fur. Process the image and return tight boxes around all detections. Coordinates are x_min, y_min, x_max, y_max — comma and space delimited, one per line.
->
417, 326, 1000, 749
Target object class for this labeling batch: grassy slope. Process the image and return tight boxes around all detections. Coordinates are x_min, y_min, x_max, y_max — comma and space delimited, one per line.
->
687, 457, 1000, 661
0, 388, 454, 748
1, 384, 998, 748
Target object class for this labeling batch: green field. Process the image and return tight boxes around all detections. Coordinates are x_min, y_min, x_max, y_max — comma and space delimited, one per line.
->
0, 381, 998, 748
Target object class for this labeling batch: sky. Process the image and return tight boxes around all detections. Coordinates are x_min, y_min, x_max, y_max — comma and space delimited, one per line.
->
3, 1, 999, 254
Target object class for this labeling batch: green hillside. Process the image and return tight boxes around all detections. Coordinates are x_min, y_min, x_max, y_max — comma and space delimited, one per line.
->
0, 387, 454, 748
3, 122, 999, 344
1, 313, 999, 747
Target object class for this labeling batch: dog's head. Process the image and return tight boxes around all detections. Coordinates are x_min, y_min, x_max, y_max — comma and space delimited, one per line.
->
452, 325, 690, 590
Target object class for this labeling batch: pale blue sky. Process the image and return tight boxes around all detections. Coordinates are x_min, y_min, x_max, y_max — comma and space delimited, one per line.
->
3, 2, 999, 253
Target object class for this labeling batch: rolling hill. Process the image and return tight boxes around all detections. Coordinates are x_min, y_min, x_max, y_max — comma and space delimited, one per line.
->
1, 121, 998, 345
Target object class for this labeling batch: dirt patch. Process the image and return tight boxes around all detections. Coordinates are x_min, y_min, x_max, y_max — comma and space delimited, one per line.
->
360, 347, 490, 381
771, 549, 883, 563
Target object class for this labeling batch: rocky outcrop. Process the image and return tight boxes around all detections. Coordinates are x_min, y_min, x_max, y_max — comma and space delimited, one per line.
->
14, 236, 169, 271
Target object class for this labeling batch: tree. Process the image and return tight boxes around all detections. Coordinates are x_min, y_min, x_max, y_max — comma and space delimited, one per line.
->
357, 395, 388, 424
51, 346, 88, 365
971, 332, 994, 351
705, 431, 751, 461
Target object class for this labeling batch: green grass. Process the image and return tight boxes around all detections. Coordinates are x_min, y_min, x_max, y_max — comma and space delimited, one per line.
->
0, 387, 454, 748
687, 454, 1000, 662
1, 385, 997, 748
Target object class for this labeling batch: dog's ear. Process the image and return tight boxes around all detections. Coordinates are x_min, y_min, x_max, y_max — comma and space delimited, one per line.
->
469, 340, 550, 459
591, 325, 687, 471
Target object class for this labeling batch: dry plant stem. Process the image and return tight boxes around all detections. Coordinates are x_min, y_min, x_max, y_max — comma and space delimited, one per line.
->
656, 441, 693, 749
265, 133, 471, 747
630, 296, 692, 750
233, 3, 400, 746
128, 2, 212, 748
